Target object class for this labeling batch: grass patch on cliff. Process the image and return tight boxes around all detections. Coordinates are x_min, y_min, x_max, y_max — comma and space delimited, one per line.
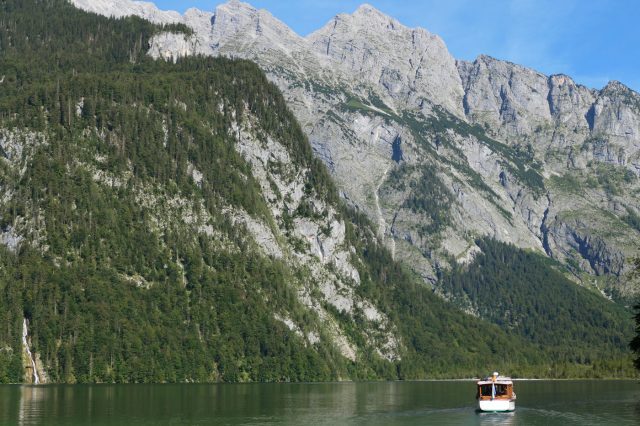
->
343, 97, 395, 118
428, 107, 545, 196
401, 105, 545, 197
385, 164, 454, 236
584, 162, 637, 196
399, 111, 514, 223
548, 173, 584, 194
623, 207, 640, 233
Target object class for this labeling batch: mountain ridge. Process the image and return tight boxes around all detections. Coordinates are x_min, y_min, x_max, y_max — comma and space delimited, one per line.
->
0, 0, 636, 383
68, 0, 640, 300
71, 0, 638, 95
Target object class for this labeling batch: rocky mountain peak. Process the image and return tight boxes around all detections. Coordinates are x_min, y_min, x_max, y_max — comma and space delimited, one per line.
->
183, 7, 211, 20
71, 0, 183, 24
307, 4, 464, 115
354, 3, 378, 14
69, 0, 640, 299
210, 0, 303, 54
310, 3, 430, 40
549, 74, 576, 87
215, 0, 257, 17
604, 80, 631, 91
351, 3, 402, 29
601, 80, 638, 101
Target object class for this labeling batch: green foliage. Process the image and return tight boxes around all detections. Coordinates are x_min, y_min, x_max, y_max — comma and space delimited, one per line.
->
2, 244, 349, 383
0, 0, 634, 384
632, 304, 640, 371
386, 164, 453, 236
342, 93, 396, 119
0, 0, 342, 383
340, 211, 636, 378
622, 208, 640, 233
630, 254, 640, 371
440, 239, 634, 366
0, 248, 24, 383
548, 173, 583, 194
582, 161, 637, 196
340, 209, 546, 378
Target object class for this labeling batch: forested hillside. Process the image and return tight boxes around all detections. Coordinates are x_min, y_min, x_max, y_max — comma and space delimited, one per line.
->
95, 0, 640, 304
0, 0, 342, 383
440, 239, 635, 376
0, 0, 635, 383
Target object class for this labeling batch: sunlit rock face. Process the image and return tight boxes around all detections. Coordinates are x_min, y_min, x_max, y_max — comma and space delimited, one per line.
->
69, 0, 640, 299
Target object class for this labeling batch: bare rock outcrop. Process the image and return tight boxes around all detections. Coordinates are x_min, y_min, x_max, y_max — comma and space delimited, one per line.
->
69, 0, 640, 298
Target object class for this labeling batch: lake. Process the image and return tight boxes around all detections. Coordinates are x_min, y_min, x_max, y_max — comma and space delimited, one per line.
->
1, 380, 638, 425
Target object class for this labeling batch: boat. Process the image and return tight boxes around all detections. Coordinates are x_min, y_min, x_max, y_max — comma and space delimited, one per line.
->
476, 372, 516, 412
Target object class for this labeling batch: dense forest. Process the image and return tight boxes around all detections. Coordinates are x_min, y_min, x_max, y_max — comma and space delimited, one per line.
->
440, 239, 635, 376
0, 0, 344, 384
630, 255, 640, 370
0, 0, 636, 383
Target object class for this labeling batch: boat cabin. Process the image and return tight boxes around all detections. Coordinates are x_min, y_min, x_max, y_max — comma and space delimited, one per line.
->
476, 372, 514, 400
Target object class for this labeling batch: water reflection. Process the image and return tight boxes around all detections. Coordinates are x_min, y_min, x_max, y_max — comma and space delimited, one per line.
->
477, 411, 515, 426
19, 385, 45, 425
1, 380, 638, 425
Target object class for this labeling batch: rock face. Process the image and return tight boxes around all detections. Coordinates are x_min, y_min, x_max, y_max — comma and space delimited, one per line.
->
71, 0, 184, 23
231, 119, 400, 361
457, 55, 640, 294
307, 5, 464, 116
69, 0, 640, 299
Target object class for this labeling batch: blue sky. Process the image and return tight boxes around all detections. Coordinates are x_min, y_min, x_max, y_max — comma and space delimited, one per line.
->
154, 0, 639, 92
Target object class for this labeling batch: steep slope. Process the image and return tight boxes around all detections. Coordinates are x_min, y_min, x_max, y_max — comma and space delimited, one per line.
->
65, 0, 640, 374
306, 4, 464, 116
441, 239, 631, 365
458, 57, 640, 297
0, 0, 634, 383
1, 0, 612, 384
69, 0, 640, 302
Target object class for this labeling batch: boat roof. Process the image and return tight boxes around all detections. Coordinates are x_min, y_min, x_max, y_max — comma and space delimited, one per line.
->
477, 376, 513, 385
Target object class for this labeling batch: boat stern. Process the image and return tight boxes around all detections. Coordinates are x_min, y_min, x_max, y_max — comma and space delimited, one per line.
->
476, 372, 516, 412
478, 398, 515, 412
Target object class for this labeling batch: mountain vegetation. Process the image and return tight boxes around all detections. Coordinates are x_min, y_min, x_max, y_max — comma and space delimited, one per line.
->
630, 254, 640, 370
0, 0, 636, 383
440, 239, 635, 376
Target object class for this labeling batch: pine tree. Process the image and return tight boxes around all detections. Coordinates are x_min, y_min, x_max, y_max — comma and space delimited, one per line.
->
630, 256, 640, 370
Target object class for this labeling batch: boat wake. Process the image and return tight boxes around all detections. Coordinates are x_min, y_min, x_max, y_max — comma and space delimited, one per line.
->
515, 406, 614, 425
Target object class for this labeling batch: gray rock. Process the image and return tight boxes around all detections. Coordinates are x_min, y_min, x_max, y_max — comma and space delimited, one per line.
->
69, 0, 640, 298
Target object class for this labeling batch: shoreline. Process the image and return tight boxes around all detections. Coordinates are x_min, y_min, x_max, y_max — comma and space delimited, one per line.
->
2, 377, 639, 386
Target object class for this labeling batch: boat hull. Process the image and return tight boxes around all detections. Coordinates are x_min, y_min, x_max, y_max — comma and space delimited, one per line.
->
478, 399, 515, 412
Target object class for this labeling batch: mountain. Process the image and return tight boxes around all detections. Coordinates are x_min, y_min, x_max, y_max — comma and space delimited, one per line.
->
71, 0, 640, 303
0, 0, 635, 384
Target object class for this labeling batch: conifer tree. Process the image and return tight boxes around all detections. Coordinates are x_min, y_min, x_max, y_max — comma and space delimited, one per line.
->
630, 256, 640, 370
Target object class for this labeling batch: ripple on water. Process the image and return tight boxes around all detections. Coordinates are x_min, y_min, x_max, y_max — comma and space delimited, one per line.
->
1, 381, 639, 426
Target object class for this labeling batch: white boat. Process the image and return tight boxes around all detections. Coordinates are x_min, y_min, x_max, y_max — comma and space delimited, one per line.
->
476, 372, 516, 412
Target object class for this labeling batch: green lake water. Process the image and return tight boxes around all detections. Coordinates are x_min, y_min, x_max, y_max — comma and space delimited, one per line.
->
1, 380, 638, 425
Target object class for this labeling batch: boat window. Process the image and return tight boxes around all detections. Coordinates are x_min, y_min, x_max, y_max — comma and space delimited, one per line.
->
479, 385, 493, 396
478, 384, 510, 397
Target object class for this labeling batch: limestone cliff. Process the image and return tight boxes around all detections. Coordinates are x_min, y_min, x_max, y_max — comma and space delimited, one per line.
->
68, 0, 640, 300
